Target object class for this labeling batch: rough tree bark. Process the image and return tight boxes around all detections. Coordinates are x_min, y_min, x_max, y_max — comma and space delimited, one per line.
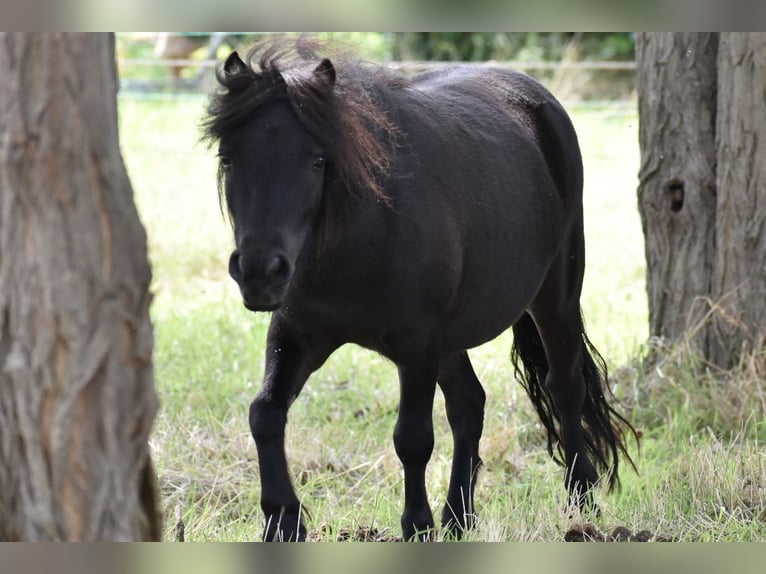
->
710, 33, 766, 368
0, 33, 161, 540
637, 32, 766, 369
636, 32, 719, 353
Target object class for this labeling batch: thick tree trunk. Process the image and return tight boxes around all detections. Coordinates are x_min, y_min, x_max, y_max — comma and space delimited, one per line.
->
0, 33, 161, 540
637, 32, 766, 370
710, 33, 766, 368
636, 33, 719, 353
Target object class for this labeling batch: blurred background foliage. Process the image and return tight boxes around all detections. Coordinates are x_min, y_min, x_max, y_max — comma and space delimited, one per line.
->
117, 32, 635, 64
116, 32, 637, 101
386, 32, 634, 62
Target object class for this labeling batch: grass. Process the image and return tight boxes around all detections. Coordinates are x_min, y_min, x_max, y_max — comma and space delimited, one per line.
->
119, 90, 766, 542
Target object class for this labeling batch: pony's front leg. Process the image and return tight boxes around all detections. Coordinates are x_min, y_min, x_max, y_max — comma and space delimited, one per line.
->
393, 355, 439, 541
249, 315, 336, 541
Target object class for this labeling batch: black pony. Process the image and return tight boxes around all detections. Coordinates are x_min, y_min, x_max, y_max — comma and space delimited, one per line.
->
202, 43, 637, 541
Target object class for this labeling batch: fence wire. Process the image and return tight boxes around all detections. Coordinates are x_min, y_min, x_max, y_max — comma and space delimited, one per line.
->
116, 32, 637, 100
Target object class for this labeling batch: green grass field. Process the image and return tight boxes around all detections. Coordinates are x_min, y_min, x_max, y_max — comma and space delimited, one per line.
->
119, 91, 766, 542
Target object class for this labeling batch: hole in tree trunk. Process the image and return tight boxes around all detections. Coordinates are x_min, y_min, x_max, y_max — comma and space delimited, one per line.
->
666, 179, 685, 213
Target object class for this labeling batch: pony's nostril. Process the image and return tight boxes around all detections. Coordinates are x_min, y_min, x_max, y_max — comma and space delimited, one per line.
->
228, 251, 243, 281
265, 254, 291, 281
230, 250, 290, 285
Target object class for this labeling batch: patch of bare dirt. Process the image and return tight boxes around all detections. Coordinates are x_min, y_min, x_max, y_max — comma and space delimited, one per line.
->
564, 523, 673, 542
308, 522, 674, 542
307, 524, 402, 542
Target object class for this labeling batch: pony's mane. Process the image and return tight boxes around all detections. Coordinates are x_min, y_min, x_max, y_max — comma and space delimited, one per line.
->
201, 41, 406, 208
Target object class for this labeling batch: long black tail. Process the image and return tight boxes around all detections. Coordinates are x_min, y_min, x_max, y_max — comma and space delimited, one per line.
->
510, 312, 638, 490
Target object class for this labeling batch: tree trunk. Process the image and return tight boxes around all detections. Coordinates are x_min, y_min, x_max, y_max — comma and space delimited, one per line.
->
637, 32, 766, 370
636, 33, 719, 354
709, 33, 766, 368
0, 33, 161, 540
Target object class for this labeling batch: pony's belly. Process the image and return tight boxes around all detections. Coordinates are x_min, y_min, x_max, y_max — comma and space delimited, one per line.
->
439, 258, 551, 352
441, 305, 524, 352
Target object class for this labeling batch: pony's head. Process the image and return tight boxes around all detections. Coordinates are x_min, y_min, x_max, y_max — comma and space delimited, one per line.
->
202, 44, 400, 311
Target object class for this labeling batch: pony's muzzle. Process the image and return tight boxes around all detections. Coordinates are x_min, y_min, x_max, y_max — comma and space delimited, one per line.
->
264, 254, 291, 283
229, 249, 293, 311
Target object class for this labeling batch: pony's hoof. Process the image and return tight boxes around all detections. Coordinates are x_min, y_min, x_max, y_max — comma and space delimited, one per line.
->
263, 515, 307, 542
440, 508, 477, 540
401, 513, 436, 542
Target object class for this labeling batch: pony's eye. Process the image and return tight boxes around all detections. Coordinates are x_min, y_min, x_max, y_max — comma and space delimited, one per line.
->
219, 155, 232, 169
313, 156, 326, 169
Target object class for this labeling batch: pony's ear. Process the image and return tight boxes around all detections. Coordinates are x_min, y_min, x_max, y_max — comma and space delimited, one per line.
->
223, 51, 248, 76
313, 58, 336, 86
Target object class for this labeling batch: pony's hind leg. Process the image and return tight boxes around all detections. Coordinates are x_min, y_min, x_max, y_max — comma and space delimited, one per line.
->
515, 231, 635, 511
437, 351, 486, 538
525, 306, 601, 508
